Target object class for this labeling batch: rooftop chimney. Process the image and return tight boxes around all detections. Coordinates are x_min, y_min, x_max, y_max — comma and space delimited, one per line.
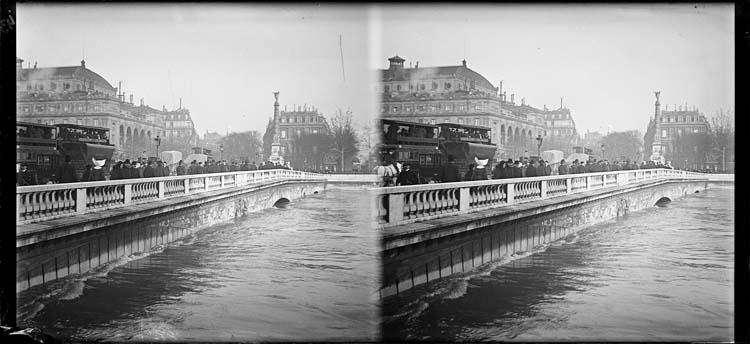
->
462, 59, 467, 67
415, 61, 419, 68
16, 57, 24, 69
521, 97, 526, 106
33, 61, 37, 69
180, 97, 182, 109
511, 94, 515, 104
81, 60, 86, 68
140, 98, 144, 106
130, 94, 133, 104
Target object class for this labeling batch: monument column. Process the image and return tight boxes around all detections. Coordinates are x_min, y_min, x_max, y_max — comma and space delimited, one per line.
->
269, 91, 283, 164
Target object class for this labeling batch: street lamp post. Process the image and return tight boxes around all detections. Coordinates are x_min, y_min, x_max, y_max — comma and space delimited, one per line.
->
535, 134, 543, 159
220, 144, 224, 161
154, 135, 161, 158
601, 144, 606, 160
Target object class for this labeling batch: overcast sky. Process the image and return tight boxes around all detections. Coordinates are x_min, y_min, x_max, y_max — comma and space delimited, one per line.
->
371, 4, 734, 134
18, 4, 733, 136
17, 4, 373, 136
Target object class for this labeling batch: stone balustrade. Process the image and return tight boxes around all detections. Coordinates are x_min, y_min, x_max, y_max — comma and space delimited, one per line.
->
17, 169, 326, 225
373, 169, 717, 227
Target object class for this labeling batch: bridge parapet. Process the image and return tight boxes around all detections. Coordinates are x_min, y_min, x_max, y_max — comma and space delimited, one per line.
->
373, 169, 727, 227
17, 169, 326, 225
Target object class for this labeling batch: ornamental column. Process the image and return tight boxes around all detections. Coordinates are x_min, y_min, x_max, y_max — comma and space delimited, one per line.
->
269, 91, 283, 164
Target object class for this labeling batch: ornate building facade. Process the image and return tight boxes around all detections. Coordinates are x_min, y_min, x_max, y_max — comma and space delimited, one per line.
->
644, 92, 710, 165
15, 57, 198, 160
377, 56, 579, 159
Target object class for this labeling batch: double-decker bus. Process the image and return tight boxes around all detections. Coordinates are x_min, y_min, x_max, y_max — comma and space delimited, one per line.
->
437, 123, 497, 177
55, 124, 116, 180
16, 122, 116, 183
16, 122, 60, 183
376, 119, 442, 182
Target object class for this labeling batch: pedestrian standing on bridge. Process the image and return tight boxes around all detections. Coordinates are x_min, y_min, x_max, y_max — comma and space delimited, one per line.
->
176, 160, 187, 176
144, 161, 156, 178
492, 160, 506, 179
558, 159, 569, 175
197, 162, 206, 174
17, 164, 38, 186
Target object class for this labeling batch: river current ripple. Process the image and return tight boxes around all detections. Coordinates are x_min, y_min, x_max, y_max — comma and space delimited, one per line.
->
383, 186, 734, 342
17, 187, 380, 342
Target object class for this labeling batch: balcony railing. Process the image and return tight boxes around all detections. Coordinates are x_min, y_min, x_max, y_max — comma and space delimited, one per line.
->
16, 169, 326, 225
372, 169, 727, 227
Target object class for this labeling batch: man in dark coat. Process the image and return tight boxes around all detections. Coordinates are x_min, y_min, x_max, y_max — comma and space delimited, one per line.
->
110, 161, 122, 180
196, 162, 206, 174
492, 161, 506, 179
558, 159, 569, 175
438, 156, 460, 183
526, 160, 538, 177
120, 160, 132, 179
249, 161, 258, 171
396, 163, 420, 186
17, 164, 38, 186
143, 161, 156, 178
57, 155, 79, 183
176, 160, 187, 176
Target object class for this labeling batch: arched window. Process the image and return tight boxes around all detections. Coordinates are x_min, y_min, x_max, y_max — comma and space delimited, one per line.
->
432, 82, 438, 90
420, 84, 426, 90
445, 82, 451, 89
396, 84, 402, 91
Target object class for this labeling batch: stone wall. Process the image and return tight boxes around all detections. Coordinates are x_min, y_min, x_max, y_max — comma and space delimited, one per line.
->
16, 180, 326, 292
380, 180, 709, 298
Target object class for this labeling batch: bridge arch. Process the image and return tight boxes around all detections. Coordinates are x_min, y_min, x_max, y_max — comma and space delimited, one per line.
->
655, 197, 671, 207
273, 198, 291, 208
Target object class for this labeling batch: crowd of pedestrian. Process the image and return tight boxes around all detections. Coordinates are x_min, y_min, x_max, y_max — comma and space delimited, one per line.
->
16, 156, 296, 186
374, 154, 676, 187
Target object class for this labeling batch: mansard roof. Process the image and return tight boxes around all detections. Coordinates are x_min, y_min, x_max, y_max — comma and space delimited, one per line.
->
381, 64, 496, 91
18, 65, 116, 91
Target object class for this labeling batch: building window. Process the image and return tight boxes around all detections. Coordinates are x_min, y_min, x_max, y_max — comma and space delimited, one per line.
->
391, 106, 400, 113
50, 82, 56, 90
409, 84, 414, 90
64, 83, 70, 90
404, 106, 412, 113
445, 82, 451, 89
432, 82, 438, 90
661, 129, 667, 138
417, 105, 425, 112
396, 84, 402, 91
420, 84, 426, 90
430, 119, 436, 125
384, 85, 390, 92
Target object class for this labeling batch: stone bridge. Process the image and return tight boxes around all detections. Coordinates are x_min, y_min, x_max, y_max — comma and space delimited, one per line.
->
371, 169, 733, 298
16, 169, 328, 292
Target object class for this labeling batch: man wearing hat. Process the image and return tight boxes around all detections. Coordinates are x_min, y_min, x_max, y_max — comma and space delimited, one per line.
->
17, 164, 38, 186
471, 155, 489, 181
397, 163, 420, 186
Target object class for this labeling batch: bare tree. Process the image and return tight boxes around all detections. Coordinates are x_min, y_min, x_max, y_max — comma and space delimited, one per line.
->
328, 108, 360, 172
